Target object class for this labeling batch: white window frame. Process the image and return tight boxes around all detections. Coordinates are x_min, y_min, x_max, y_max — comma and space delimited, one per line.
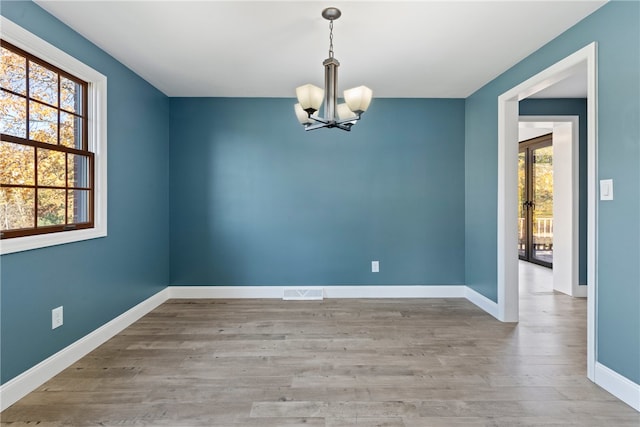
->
0, 17, 107, 255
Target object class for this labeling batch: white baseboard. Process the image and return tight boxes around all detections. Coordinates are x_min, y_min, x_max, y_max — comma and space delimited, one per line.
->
168, 285, 467, 299
324, 285, 466, 298
595, 362, 640, 411
168, 286, 282, 299
0, 288, 169, 412
573, 284, 588, 298
465, 286, 500, 319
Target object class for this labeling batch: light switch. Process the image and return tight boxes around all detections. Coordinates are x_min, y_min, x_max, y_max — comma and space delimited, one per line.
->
600, 179, 613, 200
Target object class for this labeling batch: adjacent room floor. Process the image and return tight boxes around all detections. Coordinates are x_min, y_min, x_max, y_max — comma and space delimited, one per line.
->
2, 262, 638, 426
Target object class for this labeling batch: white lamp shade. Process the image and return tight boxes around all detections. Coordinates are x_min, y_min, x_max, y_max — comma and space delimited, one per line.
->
296, 84, 324, 112
294, 103, 313, 124
337, 103, 357, 121
344, 86, 372, 114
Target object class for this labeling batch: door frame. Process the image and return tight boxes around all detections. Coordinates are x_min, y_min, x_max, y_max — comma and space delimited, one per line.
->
497, 42, 597, 380
518, 132, 554, 268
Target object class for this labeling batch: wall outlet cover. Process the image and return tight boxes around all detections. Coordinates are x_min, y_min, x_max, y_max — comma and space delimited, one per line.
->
52, 306, 63, 329
372, 261, 380, 273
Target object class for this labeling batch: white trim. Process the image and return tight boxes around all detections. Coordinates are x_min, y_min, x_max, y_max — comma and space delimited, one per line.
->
0, 17, 108, 255
168, 286, 283, 299
497, 42, 597, 380
594, 362, 640, 411
465, 286, 500, 320
585, 42, 598, 381
0, 289, 168, 411
168, 285, 468, 299
574, 284, 588, 298
324, 285, 466, 298
497, 97, 520, 322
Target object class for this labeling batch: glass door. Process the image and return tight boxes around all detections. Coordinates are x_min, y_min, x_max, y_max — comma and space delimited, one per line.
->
518, 134, 553, 267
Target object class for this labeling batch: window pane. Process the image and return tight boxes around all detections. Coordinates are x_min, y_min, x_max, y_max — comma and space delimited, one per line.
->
60, 77, 82, 113
1, 187, 35, 230
37, 148, 66, 187
68, 154, 90, 188
37, 188, 65, 226
29, 61, 58, 106
29, 101, 58, 144
0, 90, 27, 138
0, 141, 34, 185
60, 111, 83, 149
68, 189, 90, 223
1, 47, 27, 95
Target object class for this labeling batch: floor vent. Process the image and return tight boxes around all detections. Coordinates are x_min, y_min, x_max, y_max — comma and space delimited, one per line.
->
283, 288, 324, 301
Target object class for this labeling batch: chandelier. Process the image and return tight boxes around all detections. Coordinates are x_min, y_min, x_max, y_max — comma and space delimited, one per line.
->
294, 7, 373, 131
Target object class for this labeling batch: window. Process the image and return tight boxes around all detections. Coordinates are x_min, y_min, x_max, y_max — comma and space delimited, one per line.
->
0, 17, 107, 255
1, 40, 93, 238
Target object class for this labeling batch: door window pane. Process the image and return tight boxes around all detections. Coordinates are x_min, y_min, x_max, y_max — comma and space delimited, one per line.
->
532, 145, 553, 264
518, 151, 526, 258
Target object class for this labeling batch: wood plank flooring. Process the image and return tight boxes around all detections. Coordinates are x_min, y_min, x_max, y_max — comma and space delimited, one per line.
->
2, 262, 639, 426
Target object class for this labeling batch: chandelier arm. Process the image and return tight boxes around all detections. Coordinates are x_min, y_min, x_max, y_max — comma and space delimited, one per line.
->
308, 113, 329, 124
304, 123, 352, 132
334, 115, 361, 126
335, 123, 353, 131
304, 122, 333, 131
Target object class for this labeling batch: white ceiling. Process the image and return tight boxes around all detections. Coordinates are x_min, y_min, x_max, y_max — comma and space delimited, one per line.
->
33, 1, 606, 98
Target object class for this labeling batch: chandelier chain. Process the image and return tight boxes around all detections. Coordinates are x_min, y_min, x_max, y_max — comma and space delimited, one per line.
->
328, 19, 334, 58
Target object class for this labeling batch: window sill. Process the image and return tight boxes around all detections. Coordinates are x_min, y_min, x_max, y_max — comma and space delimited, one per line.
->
1, 225, 107, 255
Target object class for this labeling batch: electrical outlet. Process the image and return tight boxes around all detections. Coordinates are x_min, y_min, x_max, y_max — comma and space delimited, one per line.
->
371, 260, 379, 273
52, 306, 63, 329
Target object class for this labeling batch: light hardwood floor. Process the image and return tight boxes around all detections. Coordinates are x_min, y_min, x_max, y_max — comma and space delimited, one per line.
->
2, 262, 639, 426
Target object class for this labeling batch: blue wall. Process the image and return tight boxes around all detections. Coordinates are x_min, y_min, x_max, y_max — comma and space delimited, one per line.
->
0, 2, 170, 383
519, 98, 587, 285
170, 98, 466, 286
465, 1, 639, 382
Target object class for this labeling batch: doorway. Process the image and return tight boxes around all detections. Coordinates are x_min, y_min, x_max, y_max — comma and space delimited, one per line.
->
497, 42, 596, 380
518, 134, 553, 268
